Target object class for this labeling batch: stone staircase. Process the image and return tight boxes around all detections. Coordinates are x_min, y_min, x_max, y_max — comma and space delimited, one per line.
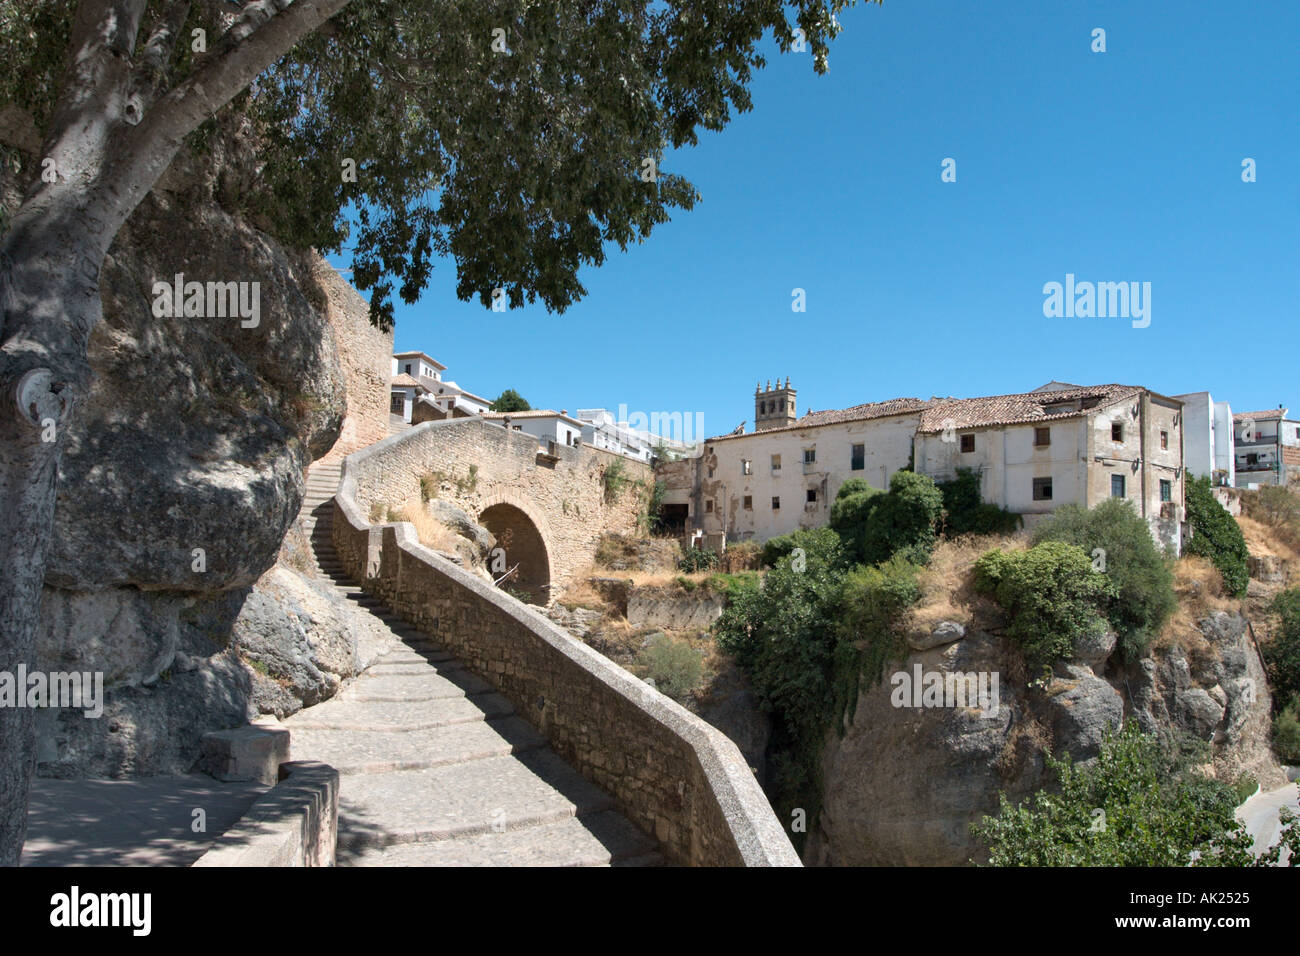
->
286, 460, 661, 866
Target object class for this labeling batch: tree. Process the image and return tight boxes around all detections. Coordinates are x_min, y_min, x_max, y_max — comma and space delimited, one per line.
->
488, 389, 531, 413
973, 722, 1300, 866
1184, 475, 1250, 597
830, 469, 943, 566
0, 0, 863, 865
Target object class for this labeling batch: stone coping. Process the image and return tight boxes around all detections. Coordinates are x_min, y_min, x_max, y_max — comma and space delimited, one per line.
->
192, 761, 339, 867
332, 439, 799, 867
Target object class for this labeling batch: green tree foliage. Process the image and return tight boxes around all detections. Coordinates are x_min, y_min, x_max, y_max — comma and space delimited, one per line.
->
1, 0, 860, 325
1031, 499, 1177, 660
678, 547, 719, 573
830, 470, 944, 566
832, 555, 919, 730
936, 468, 1022, 536
974, 542, 1116, 674
1265, 589, 1300, 711
1184, 475, 1250, 597
1273, 696, 1300, 764
973, 723, 1300, 866
488, 389, 531, 413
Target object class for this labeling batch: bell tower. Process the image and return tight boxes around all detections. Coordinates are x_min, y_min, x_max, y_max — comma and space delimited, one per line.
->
755, 377, 797, 431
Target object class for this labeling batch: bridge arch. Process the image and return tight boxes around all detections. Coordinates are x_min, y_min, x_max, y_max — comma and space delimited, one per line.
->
477, 491, 557, 605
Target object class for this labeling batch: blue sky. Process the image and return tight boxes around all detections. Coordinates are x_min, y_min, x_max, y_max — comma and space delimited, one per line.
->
329, 0, 1298, 440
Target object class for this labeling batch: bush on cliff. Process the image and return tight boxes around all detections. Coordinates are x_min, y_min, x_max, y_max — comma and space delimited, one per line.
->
1265, 589, 1300, 711
974, 542, 1116, 674
830, 470, 944, 566
1184, 475, 1250, 597
973, 722, 1299, 866
1031, 498, 1177, 660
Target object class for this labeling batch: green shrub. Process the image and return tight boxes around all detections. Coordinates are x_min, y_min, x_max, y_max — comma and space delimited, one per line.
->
636, 634, 705, 700
974, 541, 1116, 673
835, 477, 873, 500
831, 470, 943, 566
1232, 773, 1259, 804
937, 468, 1022, 536
602, 458, 630, 502
678, 547, 719, 573
761, 526, 842, 569
1272, 697, 1300, 764
1184, 475, 1249, 597
833, 554, 921, 729
1032, 498, 1177, 660
1265, 590, 1300, 709
972, 722, 1298, 866
418, 472, 437, 502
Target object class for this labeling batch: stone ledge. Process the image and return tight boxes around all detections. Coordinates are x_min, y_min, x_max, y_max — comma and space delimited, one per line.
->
192, 761, 339, 867
196, 724, 290, 786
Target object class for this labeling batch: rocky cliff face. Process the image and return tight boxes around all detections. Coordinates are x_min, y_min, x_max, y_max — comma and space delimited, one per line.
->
3, 130, 393, 777
804, 610, 1283, 866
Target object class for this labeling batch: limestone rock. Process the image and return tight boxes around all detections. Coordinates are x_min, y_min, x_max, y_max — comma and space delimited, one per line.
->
1045, 665, 1123, 761
1073, 628, 1117, 667
908, 620, 965, 651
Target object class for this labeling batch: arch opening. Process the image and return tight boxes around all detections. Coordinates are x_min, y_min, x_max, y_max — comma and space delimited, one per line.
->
478, 503, 551, 604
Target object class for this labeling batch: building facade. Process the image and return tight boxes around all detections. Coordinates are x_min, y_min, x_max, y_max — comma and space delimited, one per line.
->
1233, 408, 1300, 487
483, 409, 585, 450
1174, 391, 1234, 486
661, 381, 1186, 554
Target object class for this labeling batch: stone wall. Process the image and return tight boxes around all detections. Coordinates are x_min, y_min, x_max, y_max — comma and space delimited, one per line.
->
331, 469, 799, 867
344, 418, 652, 595
311, 257, 393, 464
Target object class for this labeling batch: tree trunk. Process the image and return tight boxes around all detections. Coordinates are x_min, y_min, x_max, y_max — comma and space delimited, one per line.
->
0, 0, 354, 866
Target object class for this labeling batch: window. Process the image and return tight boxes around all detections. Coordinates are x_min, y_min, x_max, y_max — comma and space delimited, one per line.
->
743, 495, 753, 510
806, 488, 818, 504
771, 496, 781, 510
1033, 477, 1053, 501
771, 454, 781, 472
1111, 422, 1123, 442
851, 443, 865, 470
1034, 427, 1051, 447
705, 499, 714, 514
1160, 430, 1168, 450
403, 363, 412, 374
1160, 479, 1172, 502
742, 459, 752, 475
804, 448, 816, 465
1111, 474, 1126, 498
960, 434, 975, 453
390, 393, 405, 414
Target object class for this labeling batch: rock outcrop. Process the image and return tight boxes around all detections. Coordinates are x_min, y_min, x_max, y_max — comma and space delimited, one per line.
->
7, 124, 394, 777
806, 609, 1284, 866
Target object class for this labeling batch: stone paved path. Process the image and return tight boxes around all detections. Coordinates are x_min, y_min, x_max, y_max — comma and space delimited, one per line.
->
287, 460, 661, 866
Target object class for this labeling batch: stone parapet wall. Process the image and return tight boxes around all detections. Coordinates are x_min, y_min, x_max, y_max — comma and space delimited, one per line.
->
331, 462, 799, 867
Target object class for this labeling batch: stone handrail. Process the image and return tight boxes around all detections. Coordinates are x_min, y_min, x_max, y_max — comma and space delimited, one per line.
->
332, 432, 800, 866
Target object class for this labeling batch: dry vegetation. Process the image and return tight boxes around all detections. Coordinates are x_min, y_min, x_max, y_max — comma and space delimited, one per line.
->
400, 497, 462, 553
905, 532, 1027, 637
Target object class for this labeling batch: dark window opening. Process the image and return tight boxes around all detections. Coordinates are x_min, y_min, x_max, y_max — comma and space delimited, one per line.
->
1112, 422, 1124, 442
851, 443, 865, 470
743, 495, 753, 510
1160, 479, 1172, 502
1034, 427, 1050, 447
806, 489, 818, 504
960, 434, 975, 453
772, 496, 781, 510
1033, 477, 1053, 501
1111, 474, 1126, 498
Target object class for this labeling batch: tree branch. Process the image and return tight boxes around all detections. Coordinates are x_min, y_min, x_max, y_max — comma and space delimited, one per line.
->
134, 1, 193, 94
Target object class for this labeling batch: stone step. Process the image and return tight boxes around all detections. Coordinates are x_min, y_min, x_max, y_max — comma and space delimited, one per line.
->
288, 715, 544, 775
334, 750, 618, 849
285, 692, 514, 731
341, 811, 663, 867
341, 669, 494, 702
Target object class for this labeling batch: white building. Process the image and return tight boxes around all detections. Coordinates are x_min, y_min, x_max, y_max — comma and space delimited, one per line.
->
575, 409, 653, 462
483, 410, 585, 451
390, 350, 491, 423
1173, 391, 1234, 486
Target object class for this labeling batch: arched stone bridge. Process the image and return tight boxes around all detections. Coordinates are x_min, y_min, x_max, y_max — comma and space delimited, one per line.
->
339, 417, 651, 602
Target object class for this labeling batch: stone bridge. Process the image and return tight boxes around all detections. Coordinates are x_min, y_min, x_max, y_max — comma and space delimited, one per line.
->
341, 417, 652, 603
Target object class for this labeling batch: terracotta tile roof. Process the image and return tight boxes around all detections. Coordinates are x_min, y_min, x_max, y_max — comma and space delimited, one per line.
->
1234, 409, 1288, 422
706, 397, 933, 442
391, 373, 423, 388
916, 384, 1143, 433
482, 409, 583, 426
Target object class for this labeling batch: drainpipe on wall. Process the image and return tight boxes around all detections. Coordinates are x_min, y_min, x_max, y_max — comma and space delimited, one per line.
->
1138, 393, 1148, 519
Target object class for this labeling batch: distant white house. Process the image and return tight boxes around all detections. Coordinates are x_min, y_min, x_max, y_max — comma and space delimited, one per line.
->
1233, 407, 1300, 488
575, 408, 653, 462
390, 350, 491, 423
1174, 391, 1234, 486
483, 409, 585, 450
